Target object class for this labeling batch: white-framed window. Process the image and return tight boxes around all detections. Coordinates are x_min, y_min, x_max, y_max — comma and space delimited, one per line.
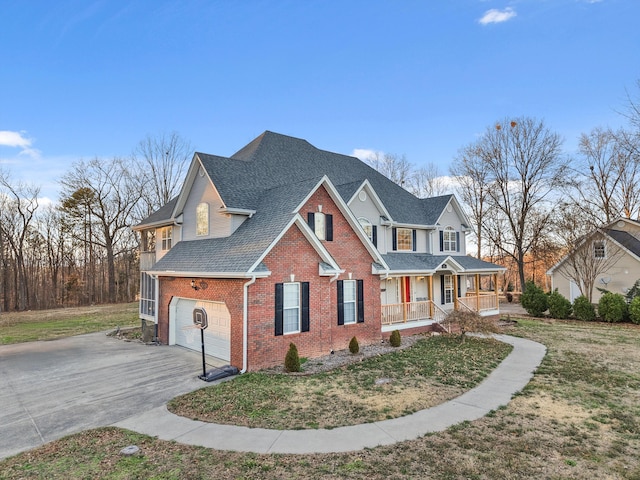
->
196, 202, 209, 236
283, 282, 301, 334
160, 227, 172, 251
314, 212, 326, 241
444, 275, 454, 304
443, 226, 456, 252
358, 217, 373, 242
343, 280, 357, 324
594, 240, 605, 259
397, 228, 412, 251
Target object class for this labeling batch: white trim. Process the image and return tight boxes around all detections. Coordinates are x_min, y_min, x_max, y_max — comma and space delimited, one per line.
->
148, 270, 271, 279
346, 179, 393, 222
219, 207, 256, 217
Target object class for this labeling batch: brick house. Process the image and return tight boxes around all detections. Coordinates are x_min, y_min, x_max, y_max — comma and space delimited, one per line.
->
134, 131, 504, 371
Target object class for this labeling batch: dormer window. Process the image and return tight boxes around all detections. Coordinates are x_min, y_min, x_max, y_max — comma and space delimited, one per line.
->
308, 210, 333, 241
196, 202, 209, 236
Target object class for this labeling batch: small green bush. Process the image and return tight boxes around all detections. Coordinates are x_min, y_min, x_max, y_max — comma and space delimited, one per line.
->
349, 336, 360, 354
573, 295, 596, 321
629, 296, 640, 324
548, 290, 572, 319
598, 292, 627, 323
520, 281, 548, 317
389, 329, 401, 347
284, 342, 301, 372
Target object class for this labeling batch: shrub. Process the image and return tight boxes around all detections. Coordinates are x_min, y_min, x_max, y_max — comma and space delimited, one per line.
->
573, 295, 596, 322
445, 309, 499, 343
548, 290, 572, 319
520, 281, 548, 317
389, 329, 401, 347
598, 292, 627, 323
284, 343, 301, 372
629, 296, 640, 325
348, 336, 360, 354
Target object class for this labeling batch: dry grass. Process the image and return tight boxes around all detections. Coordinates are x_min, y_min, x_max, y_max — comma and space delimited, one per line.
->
2, 318, 640, 479
0, 303, 139, 344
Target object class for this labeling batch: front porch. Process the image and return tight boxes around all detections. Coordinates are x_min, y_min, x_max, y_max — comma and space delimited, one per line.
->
380, 272, 500, 331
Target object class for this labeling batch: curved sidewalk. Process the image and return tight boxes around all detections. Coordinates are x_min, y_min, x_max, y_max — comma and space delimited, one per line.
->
114, 334, 546, 454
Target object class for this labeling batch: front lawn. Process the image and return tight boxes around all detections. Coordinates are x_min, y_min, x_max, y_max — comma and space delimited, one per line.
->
169, 335, 512, 429
3, 319, 640, 479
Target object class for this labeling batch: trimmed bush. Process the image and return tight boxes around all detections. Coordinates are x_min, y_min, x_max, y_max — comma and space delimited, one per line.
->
598, 292, 627, 323
349, 336, 360, 354
629, 296, 640, 325
389, 329, 402, 347
284, 342, 301, 372
573, 295, 596, 322
548, 290, 572, 319
520, 281, 548, 317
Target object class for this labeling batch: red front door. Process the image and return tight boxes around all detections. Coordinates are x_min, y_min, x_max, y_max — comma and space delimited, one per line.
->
403, 276, 411, 303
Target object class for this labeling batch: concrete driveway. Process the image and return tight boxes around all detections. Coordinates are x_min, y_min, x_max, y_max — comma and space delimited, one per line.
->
0, 331, 222, 460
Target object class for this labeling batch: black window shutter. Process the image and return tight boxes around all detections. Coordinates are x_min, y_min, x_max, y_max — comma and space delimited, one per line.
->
456, 232, 460, 252
337, 280, 344, 325
392, 227, 397, 251
326, 214, 333, 241
301, 282, 310, 332
357, 279, 364, 323
457, 275, 461, 298
275, 283, 284, 336
307, 212, 315, 233
412, 229, 417, 252
372, 225, 377, 247
440, 278, 445, 305
439, 231, 444, 252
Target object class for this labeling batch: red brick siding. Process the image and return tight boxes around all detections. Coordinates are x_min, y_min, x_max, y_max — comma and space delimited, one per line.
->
156, 183, 382, 371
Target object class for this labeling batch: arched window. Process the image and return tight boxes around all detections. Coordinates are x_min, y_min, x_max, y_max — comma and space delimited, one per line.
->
358, 217, 373, 242
196, 202, 209, 236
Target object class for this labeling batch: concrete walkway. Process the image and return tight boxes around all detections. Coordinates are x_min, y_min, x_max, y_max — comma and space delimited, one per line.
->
114, 334, 546, 454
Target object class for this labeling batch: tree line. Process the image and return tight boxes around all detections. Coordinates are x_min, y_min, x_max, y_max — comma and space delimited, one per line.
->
0, 133, 191, 312
367, 81, 640, 298
1, 82, 638, 311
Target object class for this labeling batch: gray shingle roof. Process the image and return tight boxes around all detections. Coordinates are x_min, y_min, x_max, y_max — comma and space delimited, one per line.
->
151, 176, 324, 274
606, 229, 640, 257
135, 197, 178, 228
382, 253, 504, 273
199, 131, 451, 225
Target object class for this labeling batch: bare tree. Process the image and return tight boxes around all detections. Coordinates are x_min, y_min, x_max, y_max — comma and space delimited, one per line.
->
474, 117, 566, 291
364, 152, 413, 188
450, 144, 492, 259
60, 157, 142, 303
408, 162, 451, 198
566, 127, 640, 227
132, 131, 192, 220
0, 170, 40, 310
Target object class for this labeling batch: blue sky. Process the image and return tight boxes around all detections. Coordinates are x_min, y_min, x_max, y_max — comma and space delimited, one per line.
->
1, 0, 639, 201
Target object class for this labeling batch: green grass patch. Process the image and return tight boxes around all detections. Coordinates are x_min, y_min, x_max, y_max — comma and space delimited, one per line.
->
0, 303, 139, 344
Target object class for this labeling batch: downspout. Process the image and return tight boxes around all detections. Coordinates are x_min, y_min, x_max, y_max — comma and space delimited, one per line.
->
241, 275, 257, 373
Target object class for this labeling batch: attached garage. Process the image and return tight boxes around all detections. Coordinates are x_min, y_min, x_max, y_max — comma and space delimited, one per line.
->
169, 298, 231, 362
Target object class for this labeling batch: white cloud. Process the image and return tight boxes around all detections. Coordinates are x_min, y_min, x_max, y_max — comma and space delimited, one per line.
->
352, 148, 383, 161
478, 7, 517, 25
0, 130, 41, 158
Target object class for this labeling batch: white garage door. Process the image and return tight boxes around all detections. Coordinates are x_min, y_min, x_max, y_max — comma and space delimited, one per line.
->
172, 298, 231, 362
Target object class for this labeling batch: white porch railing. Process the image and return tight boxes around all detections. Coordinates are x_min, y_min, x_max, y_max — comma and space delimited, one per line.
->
459, 291, 499, 312
381, 300, 448, 325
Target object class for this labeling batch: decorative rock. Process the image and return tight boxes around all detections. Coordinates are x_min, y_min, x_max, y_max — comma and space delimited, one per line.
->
120, 445, 140, 456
